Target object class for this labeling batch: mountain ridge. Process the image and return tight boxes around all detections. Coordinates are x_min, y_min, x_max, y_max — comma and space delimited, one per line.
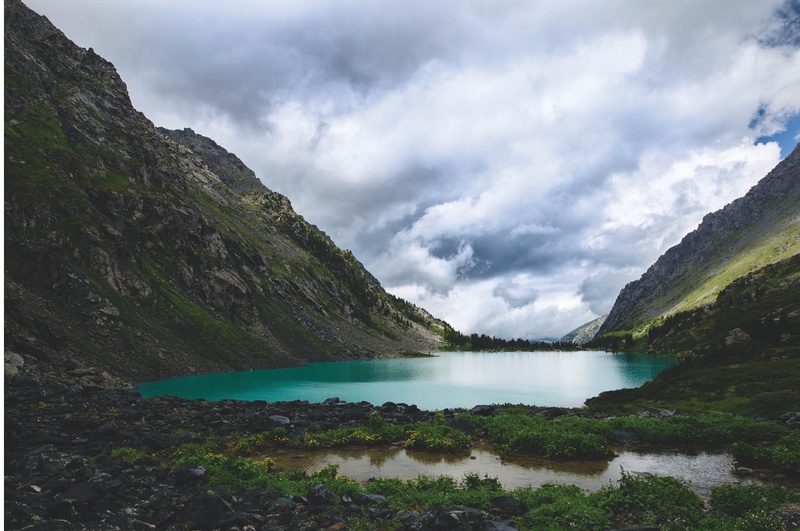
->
4, 0, 445, 387
599, 143, 800, 336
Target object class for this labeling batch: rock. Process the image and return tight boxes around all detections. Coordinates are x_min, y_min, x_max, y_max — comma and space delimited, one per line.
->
173, 466, 208, 485
537, 407, 567, 420
636, 407, 676, 419
355, 493, 390, 506
725, 328, 751, 345
410, 505, 490, 530
490, 495, 528, 517
449, 418, 476, 435
470, 405, 495, 416
5, 350, 25, 368
268, 415, 291, 426
307, 484, 338, 506
341, 406, 370, 422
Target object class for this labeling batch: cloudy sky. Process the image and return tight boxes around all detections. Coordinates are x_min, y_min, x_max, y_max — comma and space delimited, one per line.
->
27, 0, 800, 339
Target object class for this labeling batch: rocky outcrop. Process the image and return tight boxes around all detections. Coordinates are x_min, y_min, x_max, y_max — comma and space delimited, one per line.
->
600, 143, 800, 335
4, 0, 445, 386
560, 314, 607, 344
157, 127, 268, 193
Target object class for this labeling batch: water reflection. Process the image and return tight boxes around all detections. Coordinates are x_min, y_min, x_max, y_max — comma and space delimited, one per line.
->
273, 444, 760, 498
135, 351, 677, 409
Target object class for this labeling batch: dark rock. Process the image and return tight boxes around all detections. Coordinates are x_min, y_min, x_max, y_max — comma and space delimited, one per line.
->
59, 481, 98, 503
323, 397, 341, 405
143, 431, 180, 450
470, 405, 495, 416
490, 495, 527, 517
342, 406, 370, 422
410, 505, 489, 530
97, 420, 120, 436
355, 493, 390, 506
537, 408, 567, 420
173, 465, 208, 486
307, 484, 338, 506
449, 418, 476, 435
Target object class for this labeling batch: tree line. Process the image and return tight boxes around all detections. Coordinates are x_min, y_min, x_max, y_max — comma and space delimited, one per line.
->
443, 325, 582, 351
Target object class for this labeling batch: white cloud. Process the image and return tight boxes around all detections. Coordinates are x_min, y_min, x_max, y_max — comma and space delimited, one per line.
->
25, 0, 800, 338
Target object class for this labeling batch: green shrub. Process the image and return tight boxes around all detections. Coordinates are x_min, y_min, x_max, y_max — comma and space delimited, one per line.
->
729, 432, 800, 474
405, 424, 471, 452
609, 413, 787, 446
592, 471, 704, 529
709, 484, 800, 518
458, 413, 613, 459
514, 484, 610, 531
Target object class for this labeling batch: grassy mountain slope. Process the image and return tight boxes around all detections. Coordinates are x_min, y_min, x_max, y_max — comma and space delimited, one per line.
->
4, 0, 446, 386
599, 143, 800, 337
587, 253, 800, 417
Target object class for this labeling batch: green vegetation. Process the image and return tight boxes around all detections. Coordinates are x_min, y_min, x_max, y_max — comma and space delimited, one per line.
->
458, 413, 613, 459
454, 410, 799, 470
111, 439, 800, 530
231, 414, 471, 454
442, 324, 581, 351
729, 434, 800, 475
589, 254, 800, 418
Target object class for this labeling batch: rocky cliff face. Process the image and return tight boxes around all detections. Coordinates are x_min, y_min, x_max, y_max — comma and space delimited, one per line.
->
4, 0, 445, 386
559, 315, 607, 345
600, 143, 800, 335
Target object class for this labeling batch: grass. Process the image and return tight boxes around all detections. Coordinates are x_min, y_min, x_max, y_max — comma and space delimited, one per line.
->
231, 413, 472, 454
110, 440, 800, 529
458, 412, 614, 459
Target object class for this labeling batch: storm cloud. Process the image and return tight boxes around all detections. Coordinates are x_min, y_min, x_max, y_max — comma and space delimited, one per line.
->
27, 0, 800, 339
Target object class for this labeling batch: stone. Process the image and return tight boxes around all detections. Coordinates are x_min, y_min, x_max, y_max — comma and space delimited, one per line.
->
268, 415, 291, 426
470, 405, 495, 416
355, 493, 389, 506
173, 466, 207, 485
725, 327, 751, 345
307, 484, 338, 506
490, 495, 527, 516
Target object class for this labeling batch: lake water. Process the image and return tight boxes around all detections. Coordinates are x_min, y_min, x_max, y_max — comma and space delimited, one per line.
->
134, 351, 676, 409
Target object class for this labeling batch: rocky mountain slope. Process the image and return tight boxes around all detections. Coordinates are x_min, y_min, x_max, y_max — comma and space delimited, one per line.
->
559, 315, 607, 345
599, 143, 800, 336
4, 0, 446, 387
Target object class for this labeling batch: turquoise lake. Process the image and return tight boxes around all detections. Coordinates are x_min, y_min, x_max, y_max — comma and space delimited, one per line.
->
134, 351, 676, 409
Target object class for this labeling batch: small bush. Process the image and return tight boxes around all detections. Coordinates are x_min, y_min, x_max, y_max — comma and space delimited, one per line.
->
515, 484, 610, 531
405, 424, 471, 452
592, 471, 704, 529
729, 432, 800, 474
709, 484, 800, 518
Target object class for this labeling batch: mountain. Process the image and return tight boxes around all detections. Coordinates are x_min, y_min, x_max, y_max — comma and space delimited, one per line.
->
559, 315, 607, 345
587, 253, 800, 416
588, 143, 800, 416
599, 143, 800, 336
4, 0, 446, 387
